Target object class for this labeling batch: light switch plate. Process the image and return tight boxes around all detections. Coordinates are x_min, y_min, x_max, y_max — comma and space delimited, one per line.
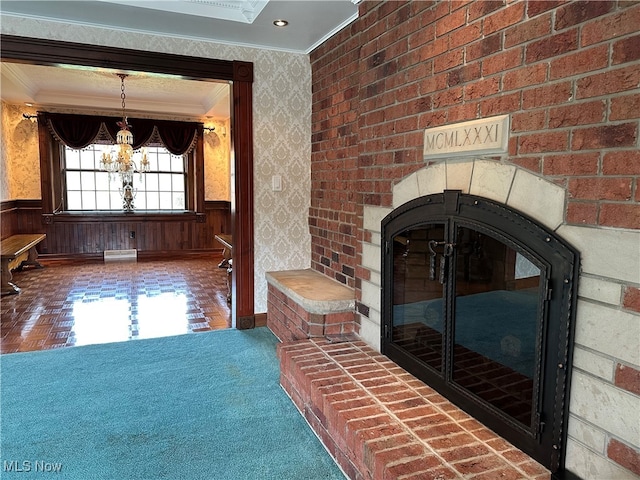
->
272, 175, 282, 191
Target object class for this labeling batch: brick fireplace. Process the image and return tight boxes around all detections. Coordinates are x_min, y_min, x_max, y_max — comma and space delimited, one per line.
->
273, 157, 638, 479
307, 2, 639, 478
354, 159, 638, 479
380, 186, 579, 473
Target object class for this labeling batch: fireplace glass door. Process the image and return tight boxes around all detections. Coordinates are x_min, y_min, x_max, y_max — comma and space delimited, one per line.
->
391, 224, 446, 373
390, 223, 543, 430
452, 225, 541, 427
382, 191, 578, 473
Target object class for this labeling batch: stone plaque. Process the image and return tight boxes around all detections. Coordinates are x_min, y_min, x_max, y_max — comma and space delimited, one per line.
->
423, 114, 510, 161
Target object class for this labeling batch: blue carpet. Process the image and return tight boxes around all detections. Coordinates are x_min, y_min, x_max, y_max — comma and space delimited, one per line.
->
0, 328, 345, 479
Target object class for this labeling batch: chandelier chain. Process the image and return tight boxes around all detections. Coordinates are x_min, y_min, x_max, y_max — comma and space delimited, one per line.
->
119, 73, 128, 122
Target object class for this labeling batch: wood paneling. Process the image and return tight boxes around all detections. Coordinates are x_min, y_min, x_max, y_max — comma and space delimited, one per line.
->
1, 202, 19, 240
1, 200, 42, 241
2, 200, 229, 256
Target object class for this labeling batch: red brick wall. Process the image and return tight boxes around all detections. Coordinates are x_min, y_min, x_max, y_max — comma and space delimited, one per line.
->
267, 284, 355, 342
309, 0, 640, 288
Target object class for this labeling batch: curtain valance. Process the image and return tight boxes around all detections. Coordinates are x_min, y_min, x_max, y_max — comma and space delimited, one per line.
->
43, 113, 201, 155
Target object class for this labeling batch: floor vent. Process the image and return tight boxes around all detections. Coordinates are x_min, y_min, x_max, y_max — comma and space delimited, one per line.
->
104, 249, 137, 262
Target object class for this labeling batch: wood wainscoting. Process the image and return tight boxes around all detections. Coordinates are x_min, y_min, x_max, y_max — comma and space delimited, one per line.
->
0, 200, 231, 258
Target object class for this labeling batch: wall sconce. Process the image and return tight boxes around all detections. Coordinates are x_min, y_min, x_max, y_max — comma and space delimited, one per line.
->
22, 113, 38, 122
204, 125, 227, 137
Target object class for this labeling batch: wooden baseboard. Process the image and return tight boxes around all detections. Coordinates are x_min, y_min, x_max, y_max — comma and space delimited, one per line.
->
39, 249, 223, 264
137, 249, 221, 261
255, 313, 267, 327
235, 313, 267, 330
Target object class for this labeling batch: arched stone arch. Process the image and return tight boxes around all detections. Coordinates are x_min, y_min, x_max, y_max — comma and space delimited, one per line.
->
391, 159, 566, 231
361, 158, 569, 349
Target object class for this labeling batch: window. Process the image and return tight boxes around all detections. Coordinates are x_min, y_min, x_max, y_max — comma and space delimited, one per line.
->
39, 112, 204, 216
63, 144, 187, 211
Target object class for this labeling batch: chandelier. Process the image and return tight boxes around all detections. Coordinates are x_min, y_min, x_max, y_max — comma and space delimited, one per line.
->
100, 73, 150, 212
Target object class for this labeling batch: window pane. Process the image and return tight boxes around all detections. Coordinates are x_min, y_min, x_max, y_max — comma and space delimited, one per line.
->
145, 150, 158, 171
146, 193, 160, 209
80, 149, 97, 170
110, 191, 122, 209
95, 172, 111, 190
159, 191, 172, 209
171, 155, 184, 172
66, 171, 81, 190
172, 174, 185, 191
145, 173, 159, 191
158, 174, 172, 191
135, 194, 147, 210
81, 191, 96, 210
63, 144, 187, 212
80, 171, 96, 190
157, 152, 171, 171
67, 191, 82, 210
66, 149, 81, 169
173, 192, 185, 210
96, 191, 111, 210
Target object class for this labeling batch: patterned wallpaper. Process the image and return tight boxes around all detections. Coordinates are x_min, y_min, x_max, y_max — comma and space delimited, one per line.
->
203, 119, 231, 202
0, 103, 11, 202
0, 102, 41, 200
0, 16, 313, 312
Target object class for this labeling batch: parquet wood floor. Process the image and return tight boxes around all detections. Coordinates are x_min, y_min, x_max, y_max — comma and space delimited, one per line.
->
0, 256, 230, 354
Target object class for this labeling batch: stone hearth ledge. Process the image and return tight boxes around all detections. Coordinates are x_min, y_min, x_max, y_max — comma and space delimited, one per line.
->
266, 269, 355, 314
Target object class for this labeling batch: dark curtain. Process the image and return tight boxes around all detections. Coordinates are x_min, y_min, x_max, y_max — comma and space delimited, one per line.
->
45, 113, 104, 149
155, 120, 199, 156
44, 113, 200, 155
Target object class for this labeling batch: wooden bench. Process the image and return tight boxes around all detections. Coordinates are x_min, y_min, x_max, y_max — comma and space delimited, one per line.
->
1, 234, 46, 295
214, 234, 233, 303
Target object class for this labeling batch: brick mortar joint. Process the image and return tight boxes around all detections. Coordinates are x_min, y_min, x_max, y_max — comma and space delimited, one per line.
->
308, 339, 547, 477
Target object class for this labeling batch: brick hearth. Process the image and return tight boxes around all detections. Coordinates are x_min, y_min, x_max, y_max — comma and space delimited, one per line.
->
278, 338, 551, 480
266, 269, 356, 342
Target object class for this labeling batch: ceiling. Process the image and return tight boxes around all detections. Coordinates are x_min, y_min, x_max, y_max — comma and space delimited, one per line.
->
0, 0, 359, 120
1, 63, 233, 120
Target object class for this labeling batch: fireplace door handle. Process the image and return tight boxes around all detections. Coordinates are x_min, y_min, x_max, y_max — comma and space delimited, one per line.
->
428, 241, 455, 283
428, 241, 437, 280
440, 243, 455, 284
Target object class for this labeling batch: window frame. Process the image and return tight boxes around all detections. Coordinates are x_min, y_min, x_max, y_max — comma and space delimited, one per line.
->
39, 116, 205, 222
62, 143, 190, 212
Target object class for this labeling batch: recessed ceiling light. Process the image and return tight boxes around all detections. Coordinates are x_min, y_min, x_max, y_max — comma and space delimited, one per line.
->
273, 19, 288, 27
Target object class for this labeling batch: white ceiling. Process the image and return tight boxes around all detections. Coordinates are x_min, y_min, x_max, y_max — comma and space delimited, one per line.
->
1, 63, 232, 119
0, 0, 359, 120
0, 0, 359, 54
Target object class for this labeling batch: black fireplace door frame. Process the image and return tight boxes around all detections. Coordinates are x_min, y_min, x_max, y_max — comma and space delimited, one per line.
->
381, 190, 579, 474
